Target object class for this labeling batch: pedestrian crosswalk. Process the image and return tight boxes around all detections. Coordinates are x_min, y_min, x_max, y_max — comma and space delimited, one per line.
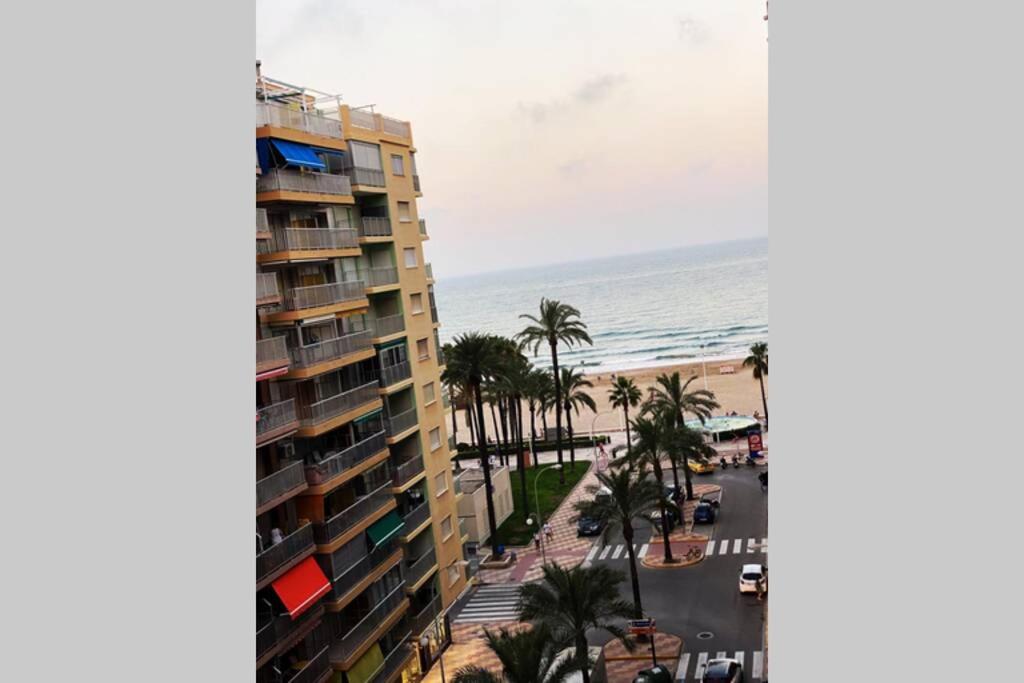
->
704, 538, 768, 557
452, 584, 522, 624
675, 649, 765, 680
583, 542, 649, 564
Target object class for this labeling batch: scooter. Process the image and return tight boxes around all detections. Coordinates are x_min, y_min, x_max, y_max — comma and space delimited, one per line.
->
720, 457, 728, 470
746, 456, 758, 467
732, 456, 740, 468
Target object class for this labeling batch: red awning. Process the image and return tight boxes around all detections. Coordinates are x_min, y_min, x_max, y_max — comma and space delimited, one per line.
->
256, 366, 290, 382
271, 556, 331, 619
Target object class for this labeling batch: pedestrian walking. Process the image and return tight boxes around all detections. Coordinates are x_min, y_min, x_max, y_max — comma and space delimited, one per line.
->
533, 533, 541, 551
543, 522, 553, 540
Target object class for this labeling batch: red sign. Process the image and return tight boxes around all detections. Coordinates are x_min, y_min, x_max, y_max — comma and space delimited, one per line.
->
748, 432, 763, 454
628, 618, 657, 635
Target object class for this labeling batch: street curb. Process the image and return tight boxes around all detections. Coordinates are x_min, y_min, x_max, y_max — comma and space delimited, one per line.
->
603, 635, 683, 662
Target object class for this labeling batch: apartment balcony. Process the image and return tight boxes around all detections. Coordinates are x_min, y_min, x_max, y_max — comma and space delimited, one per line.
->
447, 433, 457, 453
312, 484, 394, 548
429, 305, 439, 325
358, 217, 393, 240
257, 523, 315, 588
257, 399, 299, 447
418, 219, 427, 237
409, 595, 442, 638
257, 208, 272, 239
304, 431, 389, 495
436, 345, 446, 367
267, 281, 367, 324
424, 263, 434, 281
346, 108, 412, 141
365, 267, 399, 291
329, 584, 409, 667
296, 381, 381, 437
258, 228, 360, 264
452, 469, 465, 497
390, 455, 425, 490
325, 539, 403, 608
404, 547, 438, 592
385, 408, 418, 442
345, 166, 386, 189
285, 645, 332, 683
287, 330, 375, 380
257, 336, 290, 379
459, 517, 469, 541
371, 315, 405, 340
257, 272, 282, 307
257, 169, 353, 204
401, 502, 430, 538
257, 459, 308, 515
378, 361, 412, 390
257, 101, 344, 141
374, 640, 414, 683
257, 602, 325, 668
412, 175, 421, 193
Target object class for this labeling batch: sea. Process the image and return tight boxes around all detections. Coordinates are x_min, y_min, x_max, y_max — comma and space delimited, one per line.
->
434, 236, 767, 373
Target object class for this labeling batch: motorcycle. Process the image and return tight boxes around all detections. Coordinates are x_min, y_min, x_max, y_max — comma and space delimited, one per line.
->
720, 457, 728, 470
731, 456, 740, 469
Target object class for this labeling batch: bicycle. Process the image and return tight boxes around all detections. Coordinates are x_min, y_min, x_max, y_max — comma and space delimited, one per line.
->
685, 546, 703, 561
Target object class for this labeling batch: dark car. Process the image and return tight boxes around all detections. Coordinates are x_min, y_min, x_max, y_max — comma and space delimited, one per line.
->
633, 664, 673, 683
701, 658, 744, 682
693, 501, 717, 524
577, 516, 605, 537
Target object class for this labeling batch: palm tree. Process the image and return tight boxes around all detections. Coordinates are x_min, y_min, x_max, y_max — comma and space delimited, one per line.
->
517, 299, 593, 484
648, 372, 720, 500
608, 376, 642, 458
560, 367, 596, 471
451, 623, 581, 683
446, 332, 504, 554
518, 563, 633, 683
496, 347, 533, 515
524, 368, 548, 443
536, 369, 554, 440
574, 468, 662, 618
743, 342, 769, 429
619, 414, 675, 563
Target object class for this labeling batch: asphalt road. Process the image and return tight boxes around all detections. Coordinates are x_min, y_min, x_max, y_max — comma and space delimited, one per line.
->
583, 465, 768, 679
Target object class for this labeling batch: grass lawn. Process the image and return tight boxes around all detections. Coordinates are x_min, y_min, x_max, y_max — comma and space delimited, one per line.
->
495, 462, 590, 547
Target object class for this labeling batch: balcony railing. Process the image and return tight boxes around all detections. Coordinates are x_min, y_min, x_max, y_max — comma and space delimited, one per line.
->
391, 455, 424, 488
288, 645, 331, 683
405, 547, 437, 588
298, 381, 379, 429
372, 314, 405, 338
349, 108, 379, 131
374, 640, 414, 683
257, 399, 298, 444
412, 175, 421, 192
258, 168, 352, 197
257, 208, 270, 235
330, 584, 407, 665
269, 228, 359, 252
409, 595, 442, 637
367, 267, 399, 288
257, 272, 280, 302
346, 166, 386, 188
305, 431, 387, 488
382, 116, 411, 138
257, 460, 306, 510
452, 470, 465, 496
424, 263, 433, 280
459, 517, 468, 539
257, 336, 290, 373
436, 345, 445, 366
291, 330, 373, 369
257, 101, 344, 139
402, 502, 430, 533
284, 281, 365, 312
386, 408, 417, 436
257, 603, 325, 663
358, 217, 393, 238
313, 484, 393, 546
430, 305, 439, 324
257, 523, 314, 584
327, 538, 401, 602
448, 434, 456, 452
379, 360, 412, 387
418, 219, 427, 236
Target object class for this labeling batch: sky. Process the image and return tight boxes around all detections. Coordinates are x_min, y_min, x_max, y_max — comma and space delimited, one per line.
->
257, 0, 767, 278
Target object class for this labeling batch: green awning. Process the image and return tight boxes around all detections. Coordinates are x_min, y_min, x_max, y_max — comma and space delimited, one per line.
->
346, 643, 384, 683
367, 510, 405, 548
375, 338, 407, 351
354, 409, 383, 425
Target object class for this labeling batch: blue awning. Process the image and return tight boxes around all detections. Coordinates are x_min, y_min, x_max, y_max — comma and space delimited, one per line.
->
270, 139, 326, 170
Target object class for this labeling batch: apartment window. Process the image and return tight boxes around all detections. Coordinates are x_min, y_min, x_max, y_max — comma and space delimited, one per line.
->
447, 562, 460, 587
403, 247, 417, 269
397, 202, 411, 222
390, 154, 405, 176
349, 141, 383, 171
411, 293, 424, 315
434, 470, 448, 496
441, 515, 453, 540
423, 382, 436, 405
430, 427, 442, 452
417, 338, 430, 360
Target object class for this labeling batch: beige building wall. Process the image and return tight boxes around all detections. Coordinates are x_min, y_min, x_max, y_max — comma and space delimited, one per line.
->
456, 466, 513, 545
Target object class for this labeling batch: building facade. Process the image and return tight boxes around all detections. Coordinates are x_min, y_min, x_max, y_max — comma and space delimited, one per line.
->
255, 64, 466, 683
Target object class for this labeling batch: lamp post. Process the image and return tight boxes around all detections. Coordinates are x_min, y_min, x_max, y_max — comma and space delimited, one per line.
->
526, 464, 562, 565
589, 409, 617, 456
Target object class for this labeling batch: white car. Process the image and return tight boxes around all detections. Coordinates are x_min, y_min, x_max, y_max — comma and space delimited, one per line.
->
738, 564, 766, 594
701, 657, 745, 682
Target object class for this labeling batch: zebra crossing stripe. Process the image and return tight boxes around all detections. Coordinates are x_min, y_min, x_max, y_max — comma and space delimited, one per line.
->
695, 652, 708, 678
734, 651, 744, 669
705, 540, 715, 555
747, 538, 756, 553
675, 652, 690, 681
716, 651, 727, 659
761, 537, 768, 553
638, 543, 649, 558
752, 651, 764, 678
611, 545, 624, 559
719, 541, 730, 556
733, 539, 742, 554
598, 545, 612, 560
585, 545, 599, 562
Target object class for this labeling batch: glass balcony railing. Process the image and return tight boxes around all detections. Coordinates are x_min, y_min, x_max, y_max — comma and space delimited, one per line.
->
358, 217, 392, 238
404, 547, 437, 588
297, 381, 379, 429
386, 408, 417, 437
304, 431, 387, 488
402, 502, 430, 533
257, 101, 343, 139
257, 168, 352, 196
268, 228, 359, 252
379, 360, 412, 388
257, 523, 314, 584
312, 484, 393, 546
284, 281, 365, 312
329, 584, 407, 665
366, 267, 399, 288
256, 460, 306, 510
391, 455, 424, 488
290, 330, 373, 369
372, 314, 405, 338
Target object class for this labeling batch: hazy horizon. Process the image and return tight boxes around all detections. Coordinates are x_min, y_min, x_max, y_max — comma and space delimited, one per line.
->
257, 0, 767, 278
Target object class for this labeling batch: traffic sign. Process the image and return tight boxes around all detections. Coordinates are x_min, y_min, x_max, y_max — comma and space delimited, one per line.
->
628, 618, 657, 635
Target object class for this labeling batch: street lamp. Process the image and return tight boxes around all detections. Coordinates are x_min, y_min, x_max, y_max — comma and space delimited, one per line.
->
589, 409, 617, 456
526, 464, 562, 564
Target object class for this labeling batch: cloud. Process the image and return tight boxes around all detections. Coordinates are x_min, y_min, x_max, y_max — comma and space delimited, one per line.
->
689, 160, 714, 176
574, 74, 628, 104
519, 73, 628, 124
678, 17, 709, 44
518, 101, 551, 124
558, 159, 589, 177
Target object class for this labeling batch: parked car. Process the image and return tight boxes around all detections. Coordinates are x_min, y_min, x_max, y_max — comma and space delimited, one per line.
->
701, 658, 744, 682
576, 516, 605, 537
738, 564, 767, 594
688, 458, 716, 474
693, 501, 717, 524
649, 507, 677, 533
633, 664, 673, 683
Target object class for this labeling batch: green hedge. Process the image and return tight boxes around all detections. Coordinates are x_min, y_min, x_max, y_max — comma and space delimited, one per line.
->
454, 435, 609, 460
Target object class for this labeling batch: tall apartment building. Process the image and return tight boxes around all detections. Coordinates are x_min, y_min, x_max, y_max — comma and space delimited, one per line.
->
255, 64, 467, 683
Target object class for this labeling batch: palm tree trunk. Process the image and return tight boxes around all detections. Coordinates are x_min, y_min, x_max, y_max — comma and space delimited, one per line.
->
466, 404, 476, 451
498, 398, 511, 467
577, 634, 591, 683
566, 403, 576, 471
623, 405, 631, 459
653, 463, 674, 563
541, 409, 549, 440
550, 340, 566, 485
679, 411, 695, 501
474, 382, 501, 554
670, 457, 681, 493
624, 524, 643, 618
489, 401, 502, 465
450, 392, 458, 443
529, 403, 537, 444
759, 374, 768, 430
514, 397, 529, 516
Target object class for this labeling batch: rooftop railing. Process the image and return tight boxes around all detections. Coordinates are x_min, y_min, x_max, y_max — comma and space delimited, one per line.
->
358, 217, 392, 238
269, 228, 359, 252
257, 523, 314, 584
298, 381, 379, 428
372, 314, 405, 338
257, 101, 343, 139
257, 459, 306, 510
349, 108, 379, 131
290, 330, 373, 369
382, 116, 411, 138
257, 168, 352, 196
313, 484, 393, 546
386, 407, 417, 436
284, 281, 365, 312
304, 430, 387, 488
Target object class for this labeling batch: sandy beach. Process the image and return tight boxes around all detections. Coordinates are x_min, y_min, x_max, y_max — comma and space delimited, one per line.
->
447, 357, 767, 438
